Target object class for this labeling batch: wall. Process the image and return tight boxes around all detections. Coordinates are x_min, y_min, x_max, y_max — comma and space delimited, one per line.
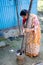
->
0, 0, 37, 30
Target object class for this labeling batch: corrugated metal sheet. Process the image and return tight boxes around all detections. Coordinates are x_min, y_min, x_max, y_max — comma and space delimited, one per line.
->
0, 0, 37, 30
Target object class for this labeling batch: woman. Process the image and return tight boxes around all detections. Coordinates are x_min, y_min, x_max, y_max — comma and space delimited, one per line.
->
20, 9, 41, 57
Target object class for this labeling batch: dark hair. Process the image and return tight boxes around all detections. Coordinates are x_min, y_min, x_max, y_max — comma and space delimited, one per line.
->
20, 9, 28, 16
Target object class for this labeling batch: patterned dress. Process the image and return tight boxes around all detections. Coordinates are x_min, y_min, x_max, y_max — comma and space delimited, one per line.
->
24, 14, 41, 57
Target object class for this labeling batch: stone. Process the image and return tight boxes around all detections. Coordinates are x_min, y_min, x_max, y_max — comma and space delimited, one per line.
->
32, 62, 43, 65
0, 41, 6, 47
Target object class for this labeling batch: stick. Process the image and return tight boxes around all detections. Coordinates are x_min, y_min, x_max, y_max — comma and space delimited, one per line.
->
21, 0, 33, 54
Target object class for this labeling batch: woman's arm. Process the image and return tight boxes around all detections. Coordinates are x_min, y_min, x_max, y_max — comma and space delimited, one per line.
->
25, 28, 34, 33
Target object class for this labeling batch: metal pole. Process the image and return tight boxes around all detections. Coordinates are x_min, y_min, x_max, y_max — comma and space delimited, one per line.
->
14, 0, 21, 35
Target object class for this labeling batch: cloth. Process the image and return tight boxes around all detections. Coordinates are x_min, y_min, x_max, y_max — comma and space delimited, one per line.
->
23, 14, 41, 57
23, 18, 27, 28
23, 18, 27, 25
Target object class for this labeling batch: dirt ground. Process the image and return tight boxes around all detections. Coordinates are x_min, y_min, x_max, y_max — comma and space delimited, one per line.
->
0, 32, 43, 65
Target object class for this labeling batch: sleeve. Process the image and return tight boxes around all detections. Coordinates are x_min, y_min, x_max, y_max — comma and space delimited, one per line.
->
32, 15, 39, 32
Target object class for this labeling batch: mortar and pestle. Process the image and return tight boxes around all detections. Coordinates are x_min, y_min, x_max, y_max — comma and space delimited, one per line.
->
16, 0, 33, 63
16, 49, 26, 65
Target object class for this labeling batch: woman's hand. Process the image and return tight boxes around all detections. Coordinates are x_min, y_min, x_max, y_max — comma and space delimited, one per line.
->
22, 28, 34, 36
25, 28, 34, 33
22, 28, 26, 36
